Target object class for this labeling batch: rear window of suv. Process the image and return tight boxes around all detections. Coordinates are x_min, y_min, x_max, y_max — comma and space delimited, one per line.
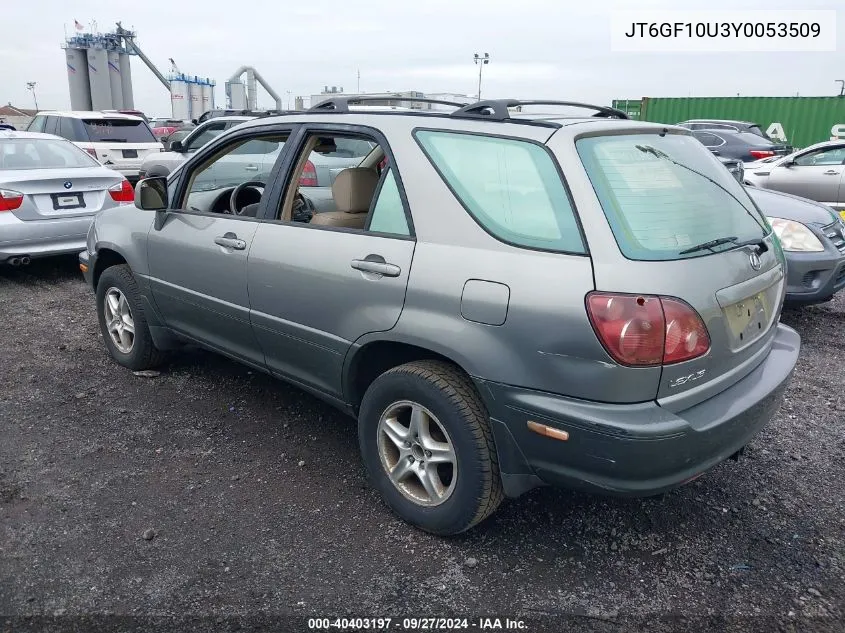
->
415, 130, 585, 254
576, 133, 768, 261
82, 119, 157, 143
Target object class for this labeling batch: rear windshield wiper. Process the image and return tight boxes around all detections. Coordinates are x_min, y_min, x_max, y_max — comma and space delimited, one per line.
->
634, 144, 769, 236
679, 235, 768, 256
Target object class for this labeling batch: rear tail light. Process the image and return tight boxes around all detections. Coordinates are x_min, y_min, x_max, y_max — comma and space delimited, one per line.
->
586, 292, 710, 366
299, 160, 317, 187
0, 189, 24, 212
749, 150, 775, 160
108, 179, 135, 203
85, 148, 99, 160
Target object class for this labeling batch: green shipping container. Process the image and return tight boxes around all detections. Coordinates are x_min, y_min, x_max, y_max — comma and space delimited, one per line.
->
618, 96, 845, 149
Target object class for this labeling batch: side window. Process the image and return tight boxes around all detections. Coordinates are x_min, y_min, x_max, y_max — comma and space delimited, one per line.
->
184, 122, 227, 152
693, 132, 722, 147
794, 147, 845, 167
415, 130, 585, 253
28, 115, 46, 133
43, 116, 59, 136
181, 133, 289, 214
278, 132, 389, 233
60, 117, 82, 142
368, 169, 410, 236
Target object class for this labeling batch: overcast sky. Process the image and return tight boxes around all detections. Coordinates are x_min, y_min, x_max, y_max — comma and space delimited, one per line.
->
1, 0, 842, 116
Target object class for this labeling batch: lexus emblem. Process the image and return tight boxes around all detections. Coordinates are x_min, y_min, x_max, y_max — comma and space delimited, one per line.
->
63, 181, 72, 189
749, 251, 762, 271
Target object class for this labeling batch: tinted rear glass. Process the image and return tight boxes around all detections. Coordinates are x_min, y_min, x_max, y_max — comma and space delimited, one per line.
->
82, 119, 156, 143
576, 133, 767, 261
0, 138, 98, 169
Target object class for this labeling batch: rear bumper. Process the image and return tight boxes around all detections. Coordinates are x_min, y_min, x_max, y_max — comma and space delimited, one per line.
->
475, 323, 800, 498
783, 250, 845, 304
0, 213, 94, 260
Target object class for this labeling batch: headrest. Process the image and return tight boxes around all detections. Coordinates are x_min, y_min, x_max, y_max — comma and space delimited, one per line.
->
332, 168, 379, 213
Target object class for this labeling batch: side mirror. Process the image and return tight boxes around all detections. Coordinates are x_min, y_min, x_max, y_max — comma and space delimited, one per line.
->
135, 177, 168, 211
170, 140, 184, 153
781, 160, 795, 168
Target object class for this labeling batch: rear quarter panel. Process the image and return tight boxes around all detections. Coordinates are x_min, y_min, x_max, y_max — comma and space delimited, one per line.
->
352, 117, 662, 404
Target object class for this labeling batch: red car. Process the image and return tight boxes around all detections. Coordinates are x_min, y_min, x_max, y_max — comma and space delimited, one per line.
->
149, 118, 187, 140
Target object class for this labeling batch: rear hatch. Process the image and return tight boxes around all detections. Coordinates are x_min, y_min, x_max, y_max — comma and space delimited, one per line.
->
1, 168, 123, 221
572, 129, 785, 409
80, 118, 162, 171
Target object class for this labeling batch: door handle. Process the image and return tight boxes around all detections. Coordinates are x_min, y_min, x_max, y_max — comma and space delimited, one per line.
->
351, 258, 401, 277
823, 169, 840, 175
245, 165, 259, 171
214, 232, 246, 250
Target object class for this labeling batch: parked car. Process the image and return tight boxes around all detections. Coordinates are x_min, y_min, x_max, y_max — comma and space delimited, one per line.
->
690, 129, 792, 163
678, 119, 774, 142
0, 130, 134, 265
79, 99, 800, 535
743, 140, 845, 215
137, 116, 256, 179
26, 111, 162, 185
149, 118, 189, 143
746, 186, 845, 304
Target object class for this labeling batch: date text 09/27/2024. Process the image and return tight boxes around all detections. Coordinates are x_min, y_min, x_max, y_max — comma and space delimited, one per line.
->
308, 617, 528, 630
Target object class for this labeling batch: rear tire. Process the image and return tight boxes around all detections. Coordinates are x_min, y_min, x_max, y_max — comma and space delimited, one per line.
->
358, 360, 503, 535
96, 265, 166, 371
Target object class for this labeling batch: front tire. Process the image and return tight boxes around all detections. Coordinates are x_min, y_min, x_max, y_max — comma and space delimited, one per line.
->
96, 265, 165, 370
358, 360, 503, 535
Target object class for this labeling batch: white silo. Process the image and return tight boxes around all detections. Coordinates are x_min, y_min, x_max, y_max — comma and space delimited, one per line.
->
107, 50, 124, 109
188, 80, 202, 119
86, 47, 112, 110
65, 48, 93, 110
170, 77, 190, 120
200, 82, 213, 115
119, 52, 134, 109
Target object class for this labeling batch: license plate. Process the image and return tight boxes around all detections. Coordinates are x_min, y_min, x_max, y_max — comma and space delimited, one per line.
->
51, 193, 85, 210
724, 290, 771, 345
122, 149, 138, 158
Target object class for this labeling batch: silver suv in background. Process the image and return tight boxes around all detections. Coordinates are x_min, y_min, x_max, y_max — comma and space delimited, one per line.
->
80, 97, 800, 535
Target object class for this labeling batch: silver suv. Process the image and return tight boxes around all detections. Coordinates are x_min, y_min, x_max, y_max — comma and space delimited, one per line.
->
79, 98, 801, 535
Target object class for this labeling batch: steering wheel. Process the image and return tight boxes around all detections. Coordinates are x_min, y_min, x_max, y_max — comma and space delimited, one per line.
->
292, 190, 315, 223
229, 180, 266, 215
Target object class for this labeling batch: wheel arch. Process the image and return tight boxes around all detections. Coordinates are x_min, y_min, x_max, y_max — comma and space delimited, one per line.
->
343, 338, 475, 413
92, 246, 128, 290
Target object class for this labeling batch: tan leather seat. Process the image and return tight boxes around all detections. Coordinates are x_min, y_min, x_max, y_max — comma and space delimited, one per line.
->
309, 167, 379, 229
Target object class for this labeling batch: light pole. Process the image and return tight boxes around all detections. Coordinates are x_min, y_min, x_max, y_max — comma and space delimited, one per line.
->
26, 82, 39, 110
473, 53, 490, 101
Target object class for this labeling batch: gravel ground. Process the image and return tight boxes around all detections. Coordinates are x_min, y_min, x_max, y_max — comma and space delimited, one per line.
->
0, 256, 843, 633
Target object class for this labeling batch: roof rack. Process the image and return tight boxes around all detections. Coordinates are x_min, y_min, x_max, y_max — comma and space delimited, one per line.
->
308, 95, 469, 113
451, 100, 629, 121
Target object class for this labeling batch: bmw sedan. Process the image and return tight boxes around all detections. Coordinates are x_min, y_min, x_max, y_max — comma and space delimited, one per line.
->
1, 131, 135, 265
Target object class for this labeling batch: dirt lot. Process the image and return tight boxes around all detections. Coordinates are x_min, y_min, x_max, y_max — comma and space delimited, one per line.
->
0, 256, 843, 633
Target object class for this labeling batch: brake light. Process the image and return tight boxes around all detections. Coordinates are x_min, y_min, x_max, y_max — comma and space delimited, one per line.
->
108, 180, 135, 203
85, 148, 99, 160
0, 189, 24, 212
299, 160, 317, 187
586, 293, 710, 366
749, 150, 775, 160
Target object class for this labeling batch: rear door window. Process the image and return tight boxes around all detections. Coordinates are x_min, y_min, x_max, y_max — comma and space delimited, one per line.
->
415, 130, 585, 254
44, 116, 59, 135
576, 133, 767, 261
28, 115, 46, 133
82, 118, 157, 143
